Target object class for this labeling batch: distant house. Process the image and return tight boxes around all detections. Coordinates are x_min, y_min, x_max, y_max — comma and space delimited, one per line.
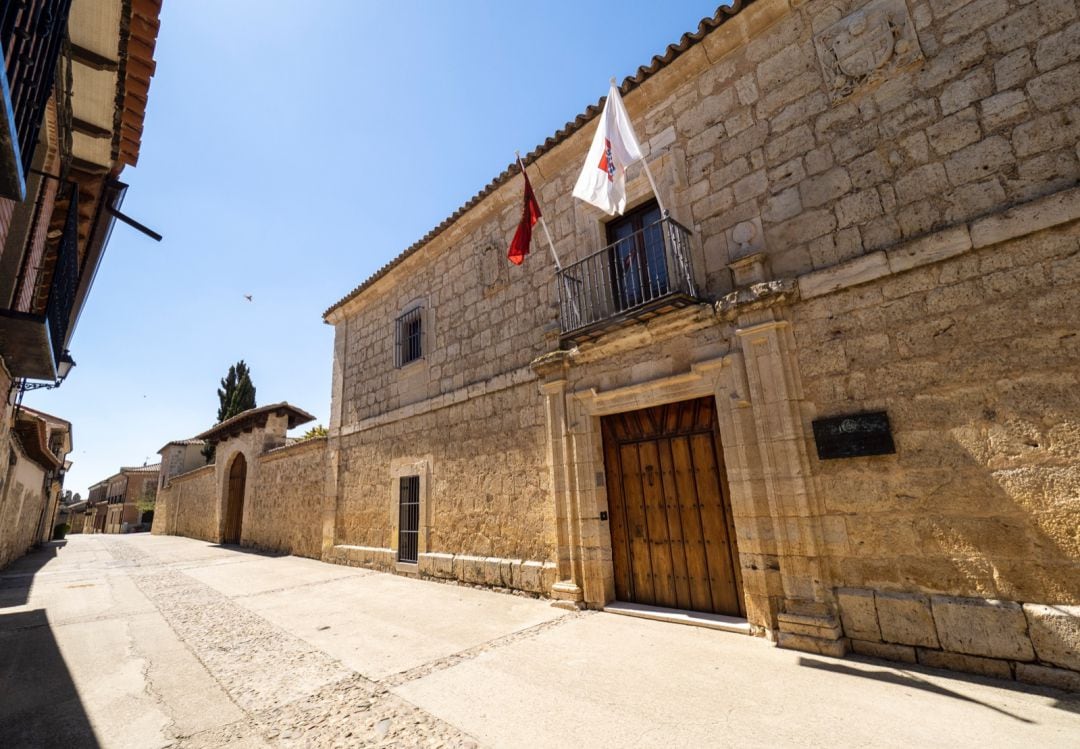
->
58, 499, 88, 534
85, 480, 108, 534
90, 464, 160, 534
0, 406, 72, 566
158, 439, 207, 490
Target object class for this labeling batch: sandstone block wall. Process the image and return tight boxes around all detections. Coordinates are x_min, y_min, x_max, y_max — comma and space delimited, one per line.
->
334, 382, 553, 565
309, 0, 1080, 683
327, 0, 1080, 599
794, 220, 1080, 605
839, 588, 1080, 690
154, 465, 218, 542
246, 439, 326, 559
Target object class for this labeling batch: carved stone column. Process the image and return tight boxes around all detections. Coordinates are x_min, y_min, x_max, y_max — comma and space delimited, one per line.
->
533, 350, 584, 606
719, 252, 846, 654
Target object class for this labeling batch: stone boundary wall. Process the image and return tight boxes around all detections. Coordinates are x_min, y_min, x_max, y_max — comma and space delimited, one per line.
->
246, 438, 326, 559
152, 464, 217, 542
838, 588, 1080, 691
324, 545, 557, 596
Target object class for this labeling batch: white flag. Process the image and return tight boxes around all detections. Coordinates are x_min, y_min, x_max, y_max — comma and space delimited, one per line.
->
572, 82, 644, 215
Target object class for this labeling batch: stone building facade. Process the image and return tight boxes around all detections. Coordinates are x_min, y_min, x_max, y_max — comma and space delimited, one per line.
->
85, 463, 159, 534
0, 0, 161, 564
157, 0, 1080, 689
0, 406, 72, 567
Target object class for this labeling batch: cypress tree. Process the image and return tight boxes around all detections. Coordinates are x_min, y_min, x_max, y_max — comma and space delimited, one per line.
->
203, 360, 258, 462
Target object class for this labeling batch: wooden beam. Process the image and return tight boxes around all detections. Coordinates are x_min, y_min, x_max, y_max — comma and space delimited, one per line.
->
70, 43, 119, 72
72, 117, 111, 139
69, 157, 109, 176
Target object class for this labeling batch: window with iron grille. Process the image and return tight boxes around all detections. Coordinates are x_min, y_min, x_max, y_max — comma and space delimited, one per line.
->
395, 306, 423, 367
398, 475, 420, 563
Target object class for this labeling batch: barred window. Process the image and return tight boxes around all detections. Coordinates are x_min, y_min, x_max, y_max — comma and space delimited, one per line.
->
398, 475, 420, 564
395, 306, 423, 367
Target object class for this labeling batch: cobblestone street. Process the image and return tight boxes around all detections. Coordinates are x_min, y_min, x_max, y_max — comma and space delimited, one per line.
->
1, 535, 1077, 748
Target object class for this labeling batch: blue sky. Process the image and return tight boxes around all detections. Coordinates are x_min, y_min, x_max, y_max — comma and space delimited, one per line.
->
27, 1, 722, 497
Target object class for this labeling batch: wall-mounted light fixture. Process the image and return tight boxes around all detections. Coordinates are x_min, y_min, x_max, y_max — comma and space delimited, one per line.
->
19, 350, 76, 393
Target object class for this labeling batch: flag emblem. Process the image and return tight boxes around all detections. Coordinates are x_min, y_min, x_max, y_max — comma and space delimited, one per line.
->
599, 139, 615, 182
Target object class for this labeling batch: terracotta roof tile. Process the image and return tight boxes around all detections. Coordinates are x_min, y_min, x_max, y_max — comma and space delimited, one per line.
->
121, 463, 161, 473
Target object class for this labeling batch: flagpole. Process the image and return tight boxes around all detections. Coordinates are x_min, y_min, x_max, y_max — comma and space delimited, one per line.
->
516, 151, 562, 271
610, 77, 667, 217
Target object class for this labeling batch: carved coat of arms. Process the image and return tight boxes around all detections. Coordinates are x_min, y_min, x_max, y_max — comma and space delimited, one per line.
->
814, 0, 922, 101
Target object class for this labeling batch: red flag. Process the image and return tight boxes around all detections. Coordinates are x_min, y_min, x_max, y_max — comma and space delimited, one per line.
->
508, 165, 541, 265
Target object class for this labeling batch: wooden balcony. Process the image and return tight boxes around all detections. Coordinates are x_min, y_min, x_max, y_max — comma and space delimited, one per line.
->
0, 188, 78, 380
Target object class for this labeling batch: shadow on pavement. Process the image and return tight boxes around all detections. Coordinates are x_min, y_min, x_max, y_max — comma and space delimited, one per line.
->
0, 608, 100, 748
798, 655, 1080, 720
209, 542, 288, 558
0, 540, 67, 608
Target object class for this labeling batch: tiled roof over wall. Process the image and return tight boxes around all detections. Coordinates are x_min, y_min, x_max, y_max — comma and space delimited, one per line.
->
323, 1, 752, 319
116, 0, 162, 172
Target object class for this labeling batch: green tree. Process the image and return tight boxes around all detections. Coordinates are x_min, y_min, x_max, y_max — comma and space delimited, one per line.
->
202, 360, 258, 462
136, 483, 157, 515
300, 424, 328, 440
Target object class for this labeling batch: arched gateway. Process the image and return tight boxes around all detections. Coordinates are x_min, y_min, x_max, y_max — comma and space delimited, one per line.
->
223, 453, 246, 544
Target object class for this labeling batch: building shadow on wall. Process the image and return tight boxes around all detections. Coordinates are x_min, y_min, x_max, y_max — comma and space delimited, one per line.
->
819, 377, 1080, 688
0, 609, 100, 747
0, 540, 67, 608
798, 656, 1080, 718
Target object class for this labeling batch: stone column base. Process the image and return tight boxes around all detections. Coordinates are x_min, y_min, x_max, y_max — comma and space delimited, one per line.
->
551, 580, 585, 609
776, 608, 849, 657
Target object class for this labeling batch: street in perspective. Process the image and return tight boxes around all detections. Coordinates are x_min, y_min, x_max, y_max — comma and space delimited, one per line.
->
2, 534, 1078, 747
1, 0, 1079, 746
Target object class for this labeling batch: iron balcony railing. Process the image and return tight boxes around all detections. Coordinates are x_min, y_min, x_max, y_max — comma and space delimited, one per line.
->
0, 0, 73, 200
44, 185, 77, 364
557, 215, 697, 335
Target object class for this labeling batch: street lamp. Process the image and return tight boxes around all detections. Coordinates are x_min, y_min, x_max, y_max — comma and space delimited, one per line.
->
19, 351, 76, 392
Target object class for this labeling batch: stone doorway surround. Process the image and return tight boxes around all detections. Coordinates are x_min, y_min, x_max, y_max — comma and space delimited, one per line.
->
533, 303, 845, 654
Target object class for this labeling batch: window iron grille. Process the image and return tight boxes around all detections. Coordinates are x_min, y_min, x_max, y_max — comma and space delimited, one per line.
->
398, 475, 420, 564
1, 0, 74, 199
394, 306, 423, 367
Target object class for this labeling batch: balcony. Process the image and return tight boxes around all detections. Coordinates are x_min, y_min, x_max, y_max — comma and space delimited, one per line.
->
0, 0, 73, 201
0, 186, 78, 380
557, 215, 699, 344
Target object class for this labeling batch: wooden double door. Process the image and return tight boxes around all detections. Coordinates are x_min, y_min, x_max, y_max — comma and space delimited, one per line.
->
601, 396, 744, 617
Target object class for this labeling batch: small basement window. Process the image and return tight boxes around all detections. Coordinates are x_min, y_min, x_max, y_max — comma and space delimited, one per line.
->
395, 306, 423, 367
398, 475, 420, 564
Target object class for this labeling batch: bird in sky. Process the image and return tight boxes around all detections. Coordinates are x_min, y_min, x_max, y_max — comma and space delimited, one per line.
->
243, 294, 253, 302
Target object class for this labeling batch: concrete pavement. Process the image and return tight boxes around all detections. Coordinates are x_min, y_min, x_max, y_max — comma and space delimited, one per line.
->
0, 534, 1076, 748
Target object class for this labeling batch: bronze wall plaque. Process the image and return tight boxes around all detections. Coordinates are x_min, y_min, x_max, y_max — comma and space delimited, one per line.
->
812, 411, 895, 460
